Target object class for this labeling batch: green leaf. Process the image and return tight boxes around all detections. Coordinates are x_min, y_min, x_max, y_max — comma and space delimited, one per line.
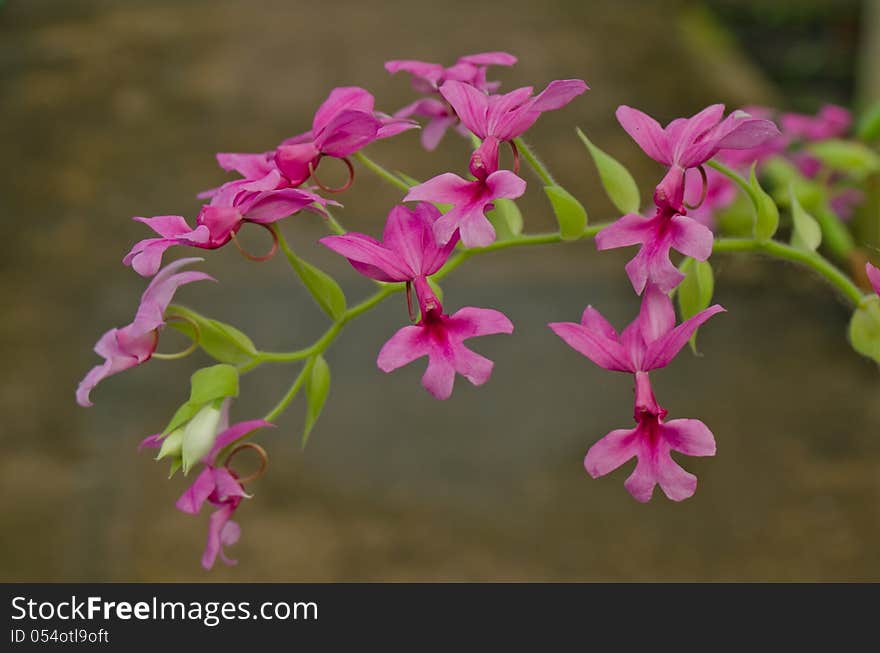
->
166, 305, 258, 365
487, 198, 524, 240
857, 100, 880, 141
576, 127, 640, 214
290, 254, 347, 320
788, 185, 822, 252
164, 364, 239, 434
544, 185, 588, 240
302, 355, 331, 447
749, 164, 779, 241
806, 139, 880, 178
849, 296, 880, 363
189, 364, 239, 405
677, 259, 714, 352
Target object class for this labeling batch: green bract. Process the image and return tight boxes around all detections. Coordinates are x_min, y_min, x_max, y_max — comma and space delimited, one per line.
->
577, 127, 640, 214
544, 185, 588, 240
303, 354, 331, 447
166, 305, 258, 366
849, 296, 880, 364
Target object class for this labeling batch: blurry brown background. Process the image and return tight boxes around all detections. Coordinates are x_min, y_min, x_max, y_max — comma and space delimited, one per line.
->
2, 0, 879, 581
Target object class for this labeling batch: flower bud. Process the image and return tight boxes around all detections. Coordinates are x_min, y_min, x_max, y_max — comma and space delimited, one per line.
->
156, 428, 184, 461
181, 404, 222, 474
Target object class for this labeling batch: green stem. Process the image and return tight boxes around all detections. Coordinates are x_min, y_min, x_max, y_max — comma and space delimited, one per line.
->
434, 225, 607, 281
261, 283, 402, 422
323, 207, 347, 236
514, 138, 556, 186
353, 151, 412, 192
264, 362, 312, 423
714, 238, 865, 305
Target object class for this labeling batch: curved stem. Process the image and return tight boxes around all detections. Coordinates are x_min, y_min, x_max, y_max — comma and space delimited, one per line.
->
714, 238, 865, 305
513, 138, 556, 186
264, 362, 312, 423
353, 151, 412, 192
322, 207, 347, 236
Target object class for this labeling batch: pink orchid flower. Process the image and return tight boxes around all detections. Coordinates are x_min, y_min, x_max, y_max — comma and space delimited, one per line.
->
595, 205, 715, 294
386, 52, 517, 150
548, 284, 724, 375
378, 305, 514, 400
866, 262, 880, 297
273, 87, 417, 187
549, 285, 723, 502
124, 188, 327, 277
586, 371, 716, 502
76, 258, 213, 406
780, 104, 851, 142
404, 168, 526, 248
143, 416, 272, 570
321, 202, 513, 398
441, 78, 588, 178
616, 104, 779, 209
320, 203, 458, 288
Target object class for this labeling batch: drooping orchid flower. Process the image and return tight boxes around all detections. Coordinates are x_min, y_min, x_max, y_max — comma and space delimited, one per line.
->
273, 87, 417, 188
320, 203, 458, 290
780, 104, 851, 142
404, 169, 526, 247
76, 258, 213, 406
549, 285, 724, 501
595, 205, 714, 295
143, 411, 272, 569
616, 104, 779, 210
585, 371, 716, 502
441, 78, 588, 178
401, 78, 586, 247
377, 305, 514, 400
321, 202, 513, 398
548, 284, 724, 375
124, 188, 329, 277
386, 52, 518, 150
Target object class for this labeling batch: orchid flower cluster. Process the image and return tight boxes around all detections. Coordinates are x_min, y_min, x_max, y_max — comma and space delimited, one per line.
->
78, 51, 880, 569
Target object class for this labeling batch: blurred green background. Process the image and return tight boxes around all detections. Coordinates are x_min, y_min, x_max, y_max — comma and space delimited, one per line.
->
2, 0, 880, 581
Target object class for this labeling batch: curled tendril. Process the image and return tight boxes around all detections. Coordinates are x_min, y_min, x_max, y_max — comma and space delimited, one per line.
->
683, 165, 708, 211
153, 314, 201, 360
223, 442, 268, 486
309, 156, 355, 193
508, 139, 520, 176
230, 222, 279, 262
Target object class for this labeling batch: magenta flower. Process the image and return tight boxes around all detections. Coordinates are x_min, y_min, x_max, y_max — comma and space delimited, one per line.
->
124, 188, 327, 277
441, 78, 588, 178
585, 371, 716, 502
273, 87, 417, 187
386, 52, 517, 150
378, 306, 514, 400
321, 202, 513, 398
76, 258, 213, 406
548, 284, 724, 374
867, 262, 880, 297
170, 418, 271, 569
780, 104, 851, 141
404, 169, 526, 247
595, 206, 714, 294
386, 52, 517, 94
320, 202, 458, 285
549, 285, 723, 502
616, 104, 779, 209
